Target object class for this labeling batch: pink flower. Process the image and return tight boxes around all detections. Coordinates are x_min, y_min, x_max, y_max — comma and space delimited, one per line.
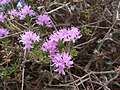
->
49, 28, 68, 42
8, 9, 19, 17
36, 14, 52, 27
41, 26, 81, 74
0, 13, 5, 22
50, 27, 82, 43
19, 5, 35, 19
0, 28, 9, 37
64, 27, 82, 42
0, 0, 10, 5
41, 40, 58, 55
52, 52, 73, 75
20, 31, 39, 51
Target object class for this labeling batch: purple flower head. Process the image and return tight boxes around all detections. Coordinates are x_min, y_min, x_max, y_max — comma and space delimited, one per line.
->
49, 28, 68, 42
0, 13, 5, 22
62, 52, 73, 67
0, 0, 11, 5
8, 9, 19, 17
0, 28, 9, 37
32, 33, 40, 42
36, 14, 52, 27
20, 31, 39, 51
19, 5, 35, 19
41, 39, 58, 55
64, 27, 82, 42
50, 27, 81, 43
41, 26, 80, 74
52, 52, 73, 75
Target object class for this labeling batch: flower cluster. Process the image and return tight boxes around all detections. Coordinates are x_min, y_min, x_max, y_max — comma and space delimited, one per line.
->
41, 26, 81, 74
36, 14, 52, 27
50, 27, 81, 42
0, 28, 9, 37
0, 13, 5, 22
8, 5, 35, 19
0, 0, 81, 75
8, 9, 19, 17
20, 31, 39, 52
7, 6, 52, 27
52, 52, 73, 75
0, 0, 10, 5
19, 5, 35, 19
41, 40, 58, 55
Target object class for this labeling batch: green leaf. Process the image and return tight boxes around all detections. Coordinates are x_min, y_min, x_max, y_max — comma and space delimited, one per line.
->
25, 15, 31, 26
71, 49, 78, 56
0, 22, 6, 27
66, 0, 71, 3
0, 67, 9, 80
25, 0, 30, 4
58, 40, 64, 53
113, 82, 120, 87
81, 27, 92, 35
3, 4, 9, 10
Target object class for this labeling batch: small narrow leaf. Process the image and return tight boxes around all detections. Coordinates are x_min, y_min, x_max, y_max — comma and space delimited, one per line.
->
71, 49, 78, 56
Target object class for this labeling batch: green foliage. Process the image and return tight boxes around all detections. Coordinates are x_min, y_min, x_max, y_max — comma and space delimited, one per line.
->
10, 62, 18, 76
58, 40, 64, 53
0, 62, 18, 80
0, 67, 9, 80
81, 27, 92, 35
0, 22, 6, 27
3, 4, 9, 11
1, 38, 10, 48
25, 15, 32, 27
25, 0, 30, 4
113, 82, 120, 87
30, 46, 50, 63
71, 49, 78, 56
66, 0, 71, 3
